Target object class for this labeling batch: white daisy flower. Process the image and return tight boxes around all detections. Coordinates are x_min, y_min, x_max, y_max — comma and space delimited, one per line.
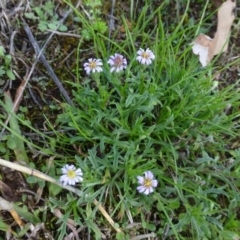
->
136, 48, 155, 65
137, 171, 158, 195
60, 164, 83, 186
107, 53, 127, 72
83, 58, 103, 74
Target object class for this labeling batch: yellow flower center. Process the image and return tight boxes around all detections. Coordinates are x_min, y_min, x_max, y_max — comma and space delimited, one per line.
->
89, 61, 97, 69
141, 52, 149, 59
143, 178, 152, 188
67, 170, 76, 179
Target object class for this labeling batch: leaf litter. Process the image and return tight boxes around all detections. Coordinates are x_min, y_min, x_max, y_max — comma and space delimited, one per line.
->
192, 0, 236, 66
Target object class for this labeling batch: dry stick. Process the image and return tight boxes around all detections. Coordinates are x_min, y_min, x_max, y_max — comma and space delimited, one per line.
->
130, 233, 156, 240
0, 1, 81, 141
0, 196, 25, 228
0, 158, 122, 233
22, 19, 73, 105
46, 29, 81, 38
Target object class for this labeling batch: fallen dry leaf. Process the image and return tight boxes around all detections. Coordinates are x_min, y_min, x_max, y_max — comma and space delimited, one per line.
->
192, 0, 236, 66
192, 34, 212, 66
209, 0, 236, 59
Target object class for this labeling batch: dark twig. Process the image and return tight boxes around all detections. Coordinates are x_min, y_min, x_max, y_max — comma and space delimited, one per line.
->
22, 19, 73, 105
19, 0, 84, 106
162, 214, 173, 240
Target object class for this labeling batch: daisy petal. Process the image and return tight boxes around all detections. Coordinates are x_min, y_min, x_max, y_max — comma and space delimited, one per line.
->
136, 170, 158, 195
60, 164, 83, 186
107, 53, 127, 73
136, 48, 155, 65
83, 58, 103, 74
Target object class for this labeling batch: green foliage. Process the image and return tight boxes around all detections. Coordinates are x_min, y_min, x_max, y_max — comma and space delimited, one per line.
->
54, 1, 240, 237
3, 93, 29, 163
24, 1, 68, 32
0, 46, 15, 82
66, 0, 107, 41
1, 0, 239, 239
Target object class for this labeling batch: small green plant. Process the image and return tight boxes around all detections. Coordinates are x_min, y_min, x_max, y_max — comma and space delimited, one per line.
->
24, 1, 67, 32
0, 46, 15, 81
70, 0, 107, 41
